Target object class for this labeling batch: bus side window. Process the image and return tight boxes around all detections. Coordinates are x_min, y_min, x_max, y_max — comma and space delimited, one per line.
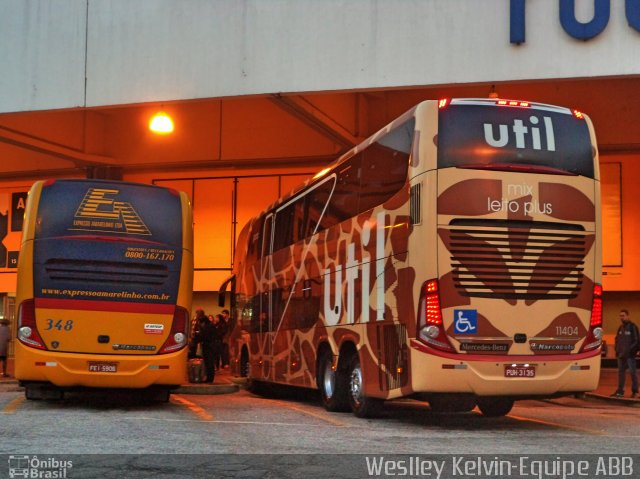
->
248, 217, 263, 262
273, 204, 295, 251
261, 215, 273, 261
328, 157, 361, 224
305, 178, 335, 238
359, 143, 409, 212
358, 119, 413, 213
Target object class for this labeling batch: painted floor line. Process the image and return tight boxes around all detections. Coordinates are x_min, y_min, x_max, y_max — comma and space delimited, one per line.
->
508, 414, 606, 436
2, 396, 25, 415
259, 397, 348, 427
124, 416, 355, 428
276, 402, 348, 427
171, 395, 215, 422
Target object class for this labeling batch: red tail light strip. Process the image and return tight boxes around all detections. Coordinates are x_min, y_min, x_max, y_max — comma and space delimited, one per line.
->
158, 306, 189, 354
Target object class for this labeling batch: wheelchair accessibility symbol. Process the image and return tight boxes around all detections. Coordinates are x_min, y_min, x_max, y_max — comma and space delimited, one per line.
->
454, 309, 478, 334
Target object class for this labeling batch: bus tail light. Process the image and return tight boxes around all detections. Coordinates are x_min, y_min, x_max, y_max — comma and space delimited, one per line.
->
496, 100, 530, 107
158, 306, 189, 354
417, 279, 455, 352
580, 284, 603, 353
17, 299, 46, 350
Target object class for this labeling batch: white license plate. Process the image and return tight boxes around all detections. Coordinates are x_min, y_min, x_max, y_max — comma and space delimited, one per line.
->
504, 365, 535, 378
88, 361, 118, 373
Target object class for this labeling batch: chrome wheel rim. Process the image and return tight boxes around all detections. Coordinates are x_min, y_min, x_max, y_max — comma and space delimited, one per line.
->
350, 363, 363, 405
323, 361, 335, 399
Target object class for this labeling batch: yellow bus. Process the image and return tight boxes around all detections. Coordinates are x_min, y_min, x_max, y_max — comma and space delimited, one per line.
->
15, 179, 193, 401
221, 98, 602, 417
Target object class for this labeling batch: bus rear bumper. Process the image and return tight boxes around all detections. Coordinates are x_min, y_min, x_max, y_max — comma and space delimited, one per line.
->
408, 341, 601, 397
15, 346, 187, 389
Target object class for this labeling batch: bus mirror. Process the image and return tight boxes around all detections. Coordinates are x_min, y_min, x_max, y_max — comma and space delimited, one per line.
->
218, 274, 236, 308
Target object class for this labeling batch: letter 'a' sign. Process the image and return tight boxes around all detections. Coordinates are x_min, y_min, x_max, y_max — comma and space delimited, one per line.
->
11, 192, 28, 232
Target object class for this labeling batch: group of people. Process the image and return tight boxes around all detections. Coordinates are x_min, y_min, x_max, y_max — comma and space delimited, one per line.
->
189, 308, 231, 383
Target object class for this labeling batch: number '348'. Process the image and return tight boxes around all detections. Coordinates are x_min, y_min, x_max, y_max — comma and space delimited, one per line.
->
45, 319, 74, 331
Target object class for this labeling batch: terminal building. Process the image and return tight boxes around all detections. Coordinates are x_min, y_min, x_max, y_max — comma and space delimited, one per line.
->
0, 0, 638, 356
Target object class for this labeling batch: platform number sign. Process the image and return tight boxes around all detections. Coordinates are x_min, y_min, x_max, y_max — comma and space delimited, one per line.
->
0, 191, 28, 269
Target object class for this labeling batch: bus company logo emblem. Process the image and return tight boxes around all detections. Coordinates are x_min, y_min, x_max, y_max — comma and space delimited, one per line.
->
483, 116, 556, 151
460, 342, 509, 353
72, 188, 151, 235
112, 343, 156, 351
530, 341, 575, 352
144, 323, 164, 335
8, 455, 73, 478
454, 310, 478, 335
8, 455, 29, 478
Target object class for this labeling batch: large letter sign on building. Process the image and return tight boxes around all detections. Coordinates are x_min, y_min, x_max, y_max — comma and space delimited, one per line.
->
559, 0, 610, 40
510, 0, 640, 44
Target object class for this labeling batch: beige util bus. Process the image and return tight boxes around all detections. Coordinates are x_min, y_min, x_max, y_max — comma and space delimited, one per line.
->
220, 98, 602, 417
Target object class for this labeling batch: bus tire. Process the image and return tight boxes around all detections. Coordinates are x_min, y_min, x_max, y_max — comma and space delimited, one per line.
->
477, 397, 514, 417
25, 384, 63, 400
240, 348, 250, 378
347, 354, 382, 418
318, 349, 349, 412
429, 394, 476, 413
143, 387, 171, 403
247, 379, 271, 396
24, 386, 41, 401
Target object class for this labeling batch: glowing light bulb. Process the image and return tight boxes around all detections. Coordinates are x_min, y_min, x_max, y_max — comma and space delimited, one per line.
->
149, 112, 174, 134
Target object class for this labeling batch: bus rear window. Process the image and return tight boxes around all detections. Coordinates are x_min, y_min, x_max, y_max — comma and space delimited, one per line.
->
35, 180, 183, 247
437, 104, 594, 178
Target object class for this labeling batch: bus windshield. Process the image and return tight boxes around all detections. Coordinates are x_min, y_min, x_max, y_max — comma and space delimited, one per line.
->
33, 180, 184, 306
36, 180, 183, 246
437, 101, 594, 178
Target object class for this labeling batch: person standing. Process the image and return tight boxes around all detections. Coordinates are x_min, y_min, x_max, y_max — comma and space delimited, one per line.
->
189, 308, 207, 358
0, 319, 11, 377
195, 315, 216, 383
221, 309, 231, 368
211, 314, 227, 371
611, 309, 639, 398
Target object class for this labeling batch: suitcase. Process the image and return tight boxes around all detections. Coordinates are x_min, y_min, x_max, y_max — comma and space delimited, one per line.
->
188, 358, 205, 383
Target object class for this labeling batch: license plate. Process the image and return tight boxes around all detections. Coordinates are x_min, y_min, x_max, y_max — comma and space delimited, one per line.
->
504, 365, 535, 378
88, 361, 118, 373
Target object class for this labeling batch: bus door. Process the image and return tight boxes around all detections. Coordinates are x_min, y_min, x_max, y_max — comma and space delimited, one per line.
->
258, 214, 274, 376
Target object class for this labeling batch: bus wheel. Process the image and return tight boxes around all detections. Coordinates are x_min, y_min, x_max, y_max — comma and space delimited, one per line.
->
240, 348, 250, 378
25, 385, 63, 400
429, 394, 476, 413
318, 350, 349, 412
24, 386, 42, 401
247, 379, 272, 396
143, 387, 171, 403
477, 397, 514, 417
347, 354, 382, 418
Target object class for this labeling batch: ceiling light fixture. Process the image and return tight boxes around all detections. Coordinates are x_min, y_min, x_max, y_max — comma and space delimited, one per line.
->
149, 111, 174, 134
